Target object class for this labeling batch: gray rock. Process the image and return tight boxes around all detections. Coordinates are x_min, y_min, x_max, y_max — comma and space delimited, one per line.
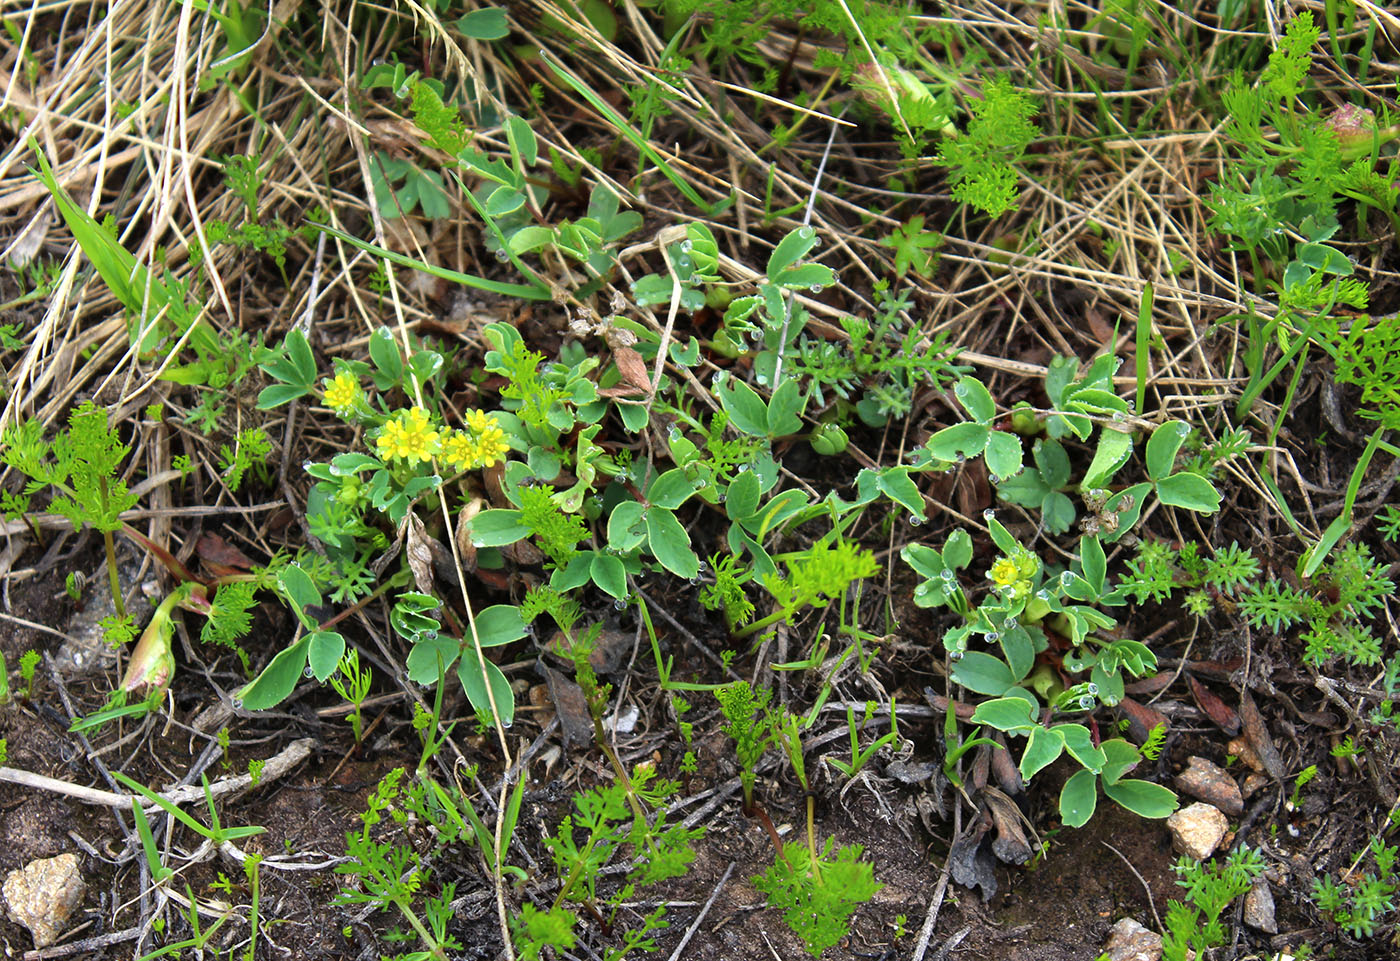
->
1174, 756, 1244, 816
1243, 878, 1278, 934
1102, 917, 1163, 961
3, 853, 86, 948
1166, 802, 1230, 860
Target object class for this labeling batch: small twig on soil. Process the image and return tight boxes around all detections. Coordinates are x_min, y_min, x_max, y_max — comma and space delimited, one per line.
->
21, 925, 142, 961
911, 797, 959, 961
1101, 840, 1162, 932
0, 738, 314, 808
665, 861, 736, 961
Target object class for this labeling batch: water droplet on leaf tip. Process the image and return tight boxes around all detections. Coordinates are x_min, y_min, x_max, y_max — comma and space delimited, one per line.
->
303, 666, 315, 678
688, 576, 701, 586
983, 508, 995, 519
1087, 683, 1099, 695
799, 226, 814, 239
1080, 696, 1094, 710
231, 698, 244, 710
697, 561, 708, 573
680, 240, 693, 252
909, 515, 921, 526
614, 599, 627, 610
809, 285, 822, 293
987, 632, 1000, 642
494, 249, 509, 262
949, 651, 963, 662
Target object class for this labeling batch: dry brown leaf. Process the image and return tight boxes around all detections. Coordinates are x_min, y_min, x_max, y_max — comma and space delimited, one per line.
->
402, 512, 435, 595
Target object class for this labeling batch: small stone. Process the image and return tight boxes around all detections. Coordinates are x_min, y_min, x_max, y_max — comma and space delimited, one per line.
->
1166, 802, 1230, 861
1243, 878, 1278, 934
1102, 917, 1163, 961
1241, 772, 1270, 798
1174, 756, 1245, 816
3, 853, 86, 948
1228, 736, 1264, 773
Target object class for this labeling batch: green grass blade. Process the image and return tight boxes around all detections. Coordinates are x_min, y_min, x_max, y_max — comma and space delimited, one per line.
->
539, 50, 716, 216
307, 220, 552, 300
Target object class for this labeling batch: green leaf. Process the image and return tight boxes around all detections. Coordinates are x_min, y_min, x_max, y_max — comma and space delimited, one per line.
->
475, 605, 527, 647
772, 263, 834, 290
237, 637, 311, 710
1103, 778, 1178, 818
1099, 739, 1142, 785
1059, 769, 1098, 828
725, 470, 761, 520
877, 468, 925, 519
255, 384, 311, 409
647, 468, 698, 510
1043, 491, 1076, 534
406, 635, 460, 683
952, 376, 996, 423
369, 327, 404, 383
767, 227, 818, 279
307, 631, 345, 682
278, 564, 321, 612
469, 509, 530, 547
505, 115, 538, 167
590, 552, 627, 599
950, 651, 1016, 696
455, 7, 509, 39
901, 543, 945, 580
1059, 723, 1106, 773
1000, 624, 1035, 680
716, 376, 770, 437
1020, 726, 1065, 780
969, 696, 1037, 731
925, 422, 990, 461
1083, 427, 1134, 490
486, 186, 526, 217
1155, 473, 1221, 513
607, 500, 647, 551
457, 654, 515, 725
984, 431, 1023, 481
1035, 437, 1071, 489
943, 529, 973, 569
1145, 420, 1191, 483
646, 508, 699, 579
766, 379, 806, 436
1080, 535, 1106, 596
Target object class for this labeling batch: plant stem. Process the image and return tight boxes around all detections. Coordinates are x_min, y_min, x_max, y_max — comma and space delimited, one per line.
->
97, 477, 127, 619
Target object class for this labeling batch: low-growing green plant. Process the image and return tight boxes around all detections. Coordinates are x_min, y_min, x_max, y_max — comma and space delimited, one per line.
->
329, 647, 373, 747
1161, 847, 1268, 961
1312, 833, 1400, 939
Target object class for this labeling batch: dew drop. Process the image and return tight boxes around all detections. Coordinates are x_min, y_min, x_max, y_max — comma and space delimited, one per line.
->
909, 515, 922, 526
423, 630, 438, 641
736, 463, 749, 473
1079, 696, 1094, 710
1036, 589, 1051, 600
1178, 423, 1191, 436
983, 508, 996, 520
712, 371, 726, 386
798, 226, 815, 239
809, 285, 823, 294
1061, 571, 1074, 584
614, 598, 628, 611
717, 493, 726, 504
954, 454, 967, 464
668, 424, 681, 439
987, 632, 1000, 642
697, 561, 709, 574
940, 569, 954, 581
231, 697, 244, 710
303, 666, 315, 678
302, 460, 314, 472
680, 240, 693, 252
949, 650, 964, 662
494, 248, 509, 262
1086, 683, 1099, 695
688, 576, 701, 586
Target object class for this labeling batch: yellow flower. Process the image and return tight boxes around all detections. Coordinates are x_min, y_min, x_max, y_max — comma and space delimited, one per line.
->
322, 371, 361, 413
463, 409, 509, 468
989, 557, 1021, 587
376, 407, 440, 463
441, 430, 477, 471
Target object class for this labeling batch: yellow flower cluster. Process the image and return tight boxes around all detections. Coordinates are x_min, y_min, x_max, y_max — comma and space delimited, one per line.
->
376, 407, 440, 463
988, 550, 1039, 601
374, 407, 510, 471
322, 371, 362, 414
